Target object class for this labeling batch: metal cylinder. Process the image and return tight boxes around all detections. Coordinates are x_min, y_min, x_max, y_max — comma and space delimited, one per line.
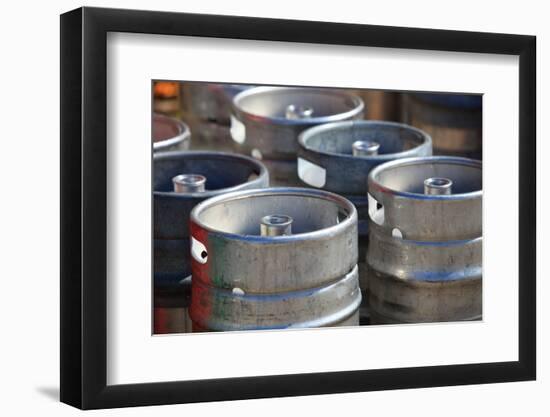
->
172, 174, 207, 193
189, 188, 361, 331
181, 83, 252, 125
366, 156, 482, 324
231, 87, 364, 186
180, 83, 254, 152
153, 113, 191, 153
402, 93, 482, 159
352, 140, 381, 156
154, 152, 269, 333
298, 121, 432, 322
154, 276, 193, 334
260, 214, 293, 236
186, 120, 237, 153
424, 177, 453, 195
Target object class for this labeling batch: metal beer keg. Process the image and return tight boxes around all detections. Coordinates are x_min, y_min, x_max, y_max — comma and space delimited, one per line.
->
153, 113, 191, 153
366, 156, 482, 324
231, 87, 364, 186
189, 188, 361, 331
298, 121, 432, 322
402, 93, 482, 159
181, 83, 251, 125
180, 83, 252, 152
153, 151, 269, 333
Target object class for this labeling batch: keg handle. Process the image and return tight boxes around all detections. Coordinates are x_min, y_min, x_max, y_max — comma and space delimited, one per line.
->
368, 193, 405, 239
297, 157, 326, 188
191, 237, 208, 264
368, 193, 385, 226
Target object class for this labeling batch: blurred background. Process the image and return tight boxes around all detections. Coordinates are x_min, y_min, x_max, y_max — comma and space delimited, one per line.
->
153, 81, 482, 161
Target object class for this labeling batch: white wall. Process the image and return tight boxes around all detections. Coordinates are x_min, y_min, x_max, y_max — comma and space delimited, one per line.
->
0, 0, 546, 415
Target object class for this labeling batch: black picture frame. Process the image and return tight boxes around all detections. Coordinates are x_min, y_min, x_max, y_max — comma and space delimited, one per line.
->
60, 6, 536, 410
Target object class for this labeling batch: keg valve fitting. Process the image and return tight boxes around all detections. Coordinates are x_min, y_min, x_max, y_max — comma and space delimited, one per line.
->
285, 104, 314, 119
260, 214, 293, 236
424, 177, 453, 195
352, 140, 380, 156
172, 174, 207, 193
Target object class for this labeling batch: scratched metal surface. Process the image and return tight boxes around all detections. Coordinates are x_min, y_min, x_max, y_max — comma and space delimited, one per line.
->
152, 113, 191, 153
188, 188, 361, 331
231, 86, 364, 160
366, 157, 482, 323
153, 152, 270, 334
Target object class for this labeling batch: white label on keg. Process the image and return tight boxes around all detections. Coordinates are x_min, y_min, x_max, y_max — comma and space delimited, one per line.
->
297, 157, 326, 188
191, 237, 208, 264
230, 115, 246, 144
368, 193, 385, 225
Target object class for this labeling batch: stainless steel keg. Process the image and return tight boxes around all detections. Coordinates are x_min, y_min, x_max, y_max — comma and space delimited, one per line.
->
189, 188, 361, 331
366, 156, 482, 324
402, 93, 482, 159
153, 113, 191, 153
185, 120, 237, 153
153, 151, 269, 333
298, 121, 432, 322
180, 83, 253, 152
154, 276, 193, 334
231, 87, 364, 186
181, 83, 252, 125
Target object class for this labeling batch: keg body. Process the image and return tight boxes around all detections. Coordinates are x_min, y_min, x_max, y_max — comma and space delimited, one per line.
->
231, 87, 364, 186
181, 84, 253, 152
366, 157, 482, 324
153, 113, 191, 153
189, 188, 361, 331
154, 276, 193, 334
185, 120, 236, 153
153, 152, 269, 333
402, 94, 482, 159
182, 83, 251, 125
298, 121, 432, 322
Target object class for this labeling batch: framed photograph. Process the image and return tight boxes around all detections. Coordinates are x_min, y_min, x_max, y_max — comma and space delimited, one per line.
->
60, 6, 536, 409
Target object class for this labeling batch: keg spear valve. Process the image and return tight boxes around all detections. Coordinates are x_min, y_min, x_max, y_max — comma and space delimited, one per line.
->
172, 174, 206, 193
352, 140, 380, 156
424, 177, 453, 195
285, 104, 314, 119
260, 214, 293, 236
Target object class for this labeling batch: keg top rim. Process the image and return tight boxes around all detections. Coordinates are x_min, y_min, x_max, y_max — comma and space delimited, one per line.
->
368, 156, 482, 200
153, 151, 269, 197
232, 86, 364, 126
298, 120, 432, 160
152, 113, 191, 150
190, 187, 357, 241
